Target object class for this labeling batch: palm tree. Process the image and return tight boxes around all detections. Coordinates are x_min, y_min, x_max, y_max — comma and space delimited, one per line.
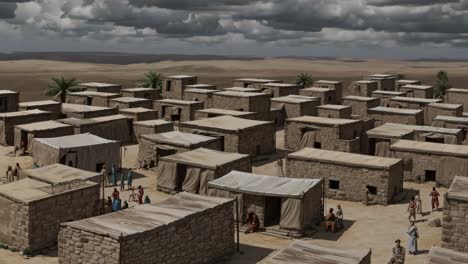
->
296, 73, 313, 88
139, 71, 164, 89
434, 70, 452, 99
44, 76, 78, 103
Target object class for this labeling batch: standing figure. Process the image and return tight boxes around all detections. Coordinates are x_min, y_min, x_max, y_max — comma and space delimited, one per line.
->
112, 188, 120, 200
137, 185, 144, 205
392, 239, 406, 263
122, 200, 129, 209
119, 172, 125, 192
127, 168, 133, 190
13, 163, 21, 181
335, 204, 344, 230
144, 195, 151, 204
363, 189, 369, 206
275, 159, 284, 177
414, 191, 423, 215
429, 187, 440, 211
408, 197, 417, 222
325, 208, 336, 232
32, 162, 39, 168
245, 210, 260, 234
6, 166, 13, 183
407, 221, 419, 255
101, 165, 109, 186
111, 164, 117, 186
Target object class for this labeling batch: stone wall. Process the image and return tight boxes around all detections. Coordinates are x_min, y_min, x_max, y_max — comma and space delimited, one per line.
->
133, 122, 174, 143
442, 197, 468, 252
183, 92, 213, 108
243, 194, 266, 227
317, 107, 352, 119
20, 104, 62, 120
212, 94, 271, 121
65, 108, 118, 119
315, 82, 343, 100
0, 93, 19, 112
299, 89, 336, 105
286, 158, 403, 205
162, 77, 197, 100
342, 99, 380, 117
59, 200, 234, 264
261, 85, 300, 97
122, 89, 160, 100
426, 106, 462, 125
370, 111, 424, 126
154, 101, 204, 122
109, 100, 153, 110
0, 196, 28, 250
447, 91, 468, 111
1, 112, 53, 146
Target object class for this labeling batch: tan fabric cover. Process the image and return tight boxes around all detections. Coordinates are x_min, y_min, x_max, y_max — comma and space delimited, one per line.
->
182, 167, 202, 193
280, 198, 302, 230
199, 169, 215, 195
445, 135, 459, 144
300, 131, 316, 148
440, 157, 468, 178
157, 161, 178, 190
375, 141, 391, 157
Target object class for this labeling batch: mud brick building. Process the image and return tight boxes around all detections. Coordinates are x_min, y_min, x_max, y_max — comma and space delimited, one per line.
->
368, 106, 424, 126
184, 83, 216, 90
61, 103, 118, 119
14, 121, 74, 152
371, 90, 407, 107
19, 100, 62, 119
426, 103, 463, 124
208, 171, 323, 237
109, 97, 153, 110
31, 133, 120, 172
367, 123, 463, 157
132, 119, 174, 143
446, 88, 468, 110
224, 87, 263, 93
118, 107, 158, 122
389, 96, 442, 124
260, 83, 301, 97
271, 95, 319, 127
77, 82, 121, 94
183, 88, 218, 108
121, 87, 160, 100
162, 75, 198, 99
158, 148, 250, 194
364, 74, 396, 91
286, 148, 403, 205
432, 115, 468, 143
138, 131, 221, 168
389, 139, 468, 186
441, 176, 468, 253
0, 90, 19, 113
351, 80, 379, 97
0, 164, 100, 252
195, 108, 257, 120
395, 79, 421, 91
232, 78, 281, 89
0, 109, 52, 146
154, 99, 204, 122
285, 116, 363, 153
425, 246, 468, 264
181, 115, 276, 157
58, 193, 235, 264
58, 115, 133, 144
212, 91, 271, 121
66, 91, 121, 107
341, 96, 380, 117
317, 104, 352, 119
259, 240, 371, 264
400, 84, 433, 98
299, 87, 336, 104
314, 80, 343, 100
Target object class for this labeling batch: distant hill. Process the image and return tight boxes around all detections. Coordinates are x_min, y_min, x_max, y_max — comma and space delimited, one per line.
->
0, 52, 263, 65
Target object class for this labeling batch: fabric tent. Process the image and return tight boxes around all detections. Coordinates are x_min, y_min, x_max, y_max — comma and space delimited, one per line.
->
208, 171, 322, 232
300, 131, 316, 148
375, 141, 391, 157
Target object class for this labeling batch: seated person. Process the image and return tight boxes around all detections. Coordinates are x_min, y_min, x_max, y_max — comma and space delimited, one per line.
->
245, 211, 260, 234
325, 208, 336, 232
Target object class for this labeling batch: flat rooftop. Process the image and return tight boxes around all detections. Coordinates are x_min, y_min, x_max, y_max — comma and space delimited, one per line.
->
166, 75, 196, 79
0, 109, 50, 118
134, 119, 172, 127
390, 139, 468, 157
119, 107, 155, 113
426, 246, 468, 264
271, 95, 317, 104
34, 133, 118, 149
446, 176, 468, 202
23, 163, 100, 185
78, 82, 120, 88
197, 108, 256, 116
342, 95, 378, 102
428, 103, 462, 110
391, 96, 441, 104
110, 97, 150, 103
262, 83, 300, 87
234, 78, 280, 83
259, 240, 371, 264
59, 114, 130, 126
288, 147, 401, 170
183, 115, 272, 131
287, 115, 359, 126
369, 106, 422, 115
184, 88, 218, 94
315, 80, 342, 84
68, 91, 120, 97
300, 87, 331, 92
214, 91, 268, 98
121, 87, 155, 92
141, 131, 218, 147
434, 115, 468, 124
354, 80, 378, 84
366, 123, 414, 139
19, 100, 60, 107
61, 192, 232, 239
372, 90, 406, 96
208, 170, 321, 198
317, 104, 350, 110
396, 79, 421, 84
401, 84, 433, 90
184, 84, 215, 89
16, 120, 71, 132
0, 90, 18, 95
161, 148, 249, 170
447, 88, 468, 94
62, 103, 114, 113
224, 87, 262, 92
157, 99, 201, 105
365, 73, 395, 79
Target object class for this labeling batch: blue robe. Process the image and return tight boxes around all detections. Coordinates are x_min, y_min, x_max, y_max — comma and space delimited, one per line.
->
112, 199, 121, 212
111, 166, 116, 186
407, 225, 418, 253
127, 171, 133, 186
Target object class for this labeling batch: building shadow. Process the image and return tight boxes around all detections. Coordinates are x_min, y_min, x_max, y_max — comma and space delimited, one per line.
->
217, 244, 275, 263
310, 219, 356, 241
252, 148, 291, 167
392, 188, 420, 205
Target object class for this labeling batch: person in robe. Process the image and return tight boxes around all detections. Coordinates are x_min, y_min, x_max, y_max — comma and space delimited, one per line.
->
275, 159, 284, 177
119, 172, 125, 192
325, 208, 336, 232
335, 205, 344, 230
407, 221, 419, 255
408, 197, 417, 222
112, 188, 120, 200
138, 185, 144, 204
392, 239, 406, 263
127, 168, 133, 190
429, 187, 440, 211
101, 165, 109, 186
414, 191, 423, 215
245, 210, 260, 234
13, 163, 21, 181
111, 164, 117, 186
6, 166, 13, 183
144, 195, 151, 204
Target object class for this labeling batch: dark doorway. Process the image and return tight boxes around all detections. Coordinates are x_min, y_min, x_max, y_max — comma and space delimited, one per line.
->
166, 80, 172, 91
366, 185, 377, 195
264, 196, 282, 227
86, 97, 93, 105
329, 180, 340, 190
425, 170, 436, 182
0, 97, 6, 112
314, 142, 322, 149
176, 164, 187, 191
96, 162, 105, 173
426, 137, 444, 144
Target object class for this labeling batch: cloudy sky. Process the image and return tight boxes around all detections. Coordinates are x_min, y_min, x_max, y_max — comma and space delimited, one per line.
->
1, 0, 468, 58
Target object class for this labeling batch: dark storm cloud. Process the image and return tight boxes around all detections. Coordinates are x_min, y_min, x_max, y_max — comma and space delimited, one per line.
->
368, 0, 460, 6
0, 3, 17, 18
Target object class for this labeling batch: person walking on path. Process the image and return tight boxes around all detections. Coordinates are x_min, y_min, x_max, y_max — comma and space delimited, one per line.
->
111, 164, 117, 187
275, 159, 285, 177
414, 191, 423, 215
407, 221, 419, 255
127, 168, 133, 190
408, 197, 417, 222
429, 187, 440, 211
138, 185, 144, 205
119, 172, 125, 192
101, 165, 109, 186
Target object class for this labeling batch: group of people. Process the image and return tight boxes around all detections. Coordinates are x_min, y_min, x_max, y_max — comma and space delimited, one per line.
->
390, 222, 419, 264
407, 187, 440, 222
5, 163, 21, 183
101, 164, 133, 190
107, 185, 150, 212
325, 205, 344, 232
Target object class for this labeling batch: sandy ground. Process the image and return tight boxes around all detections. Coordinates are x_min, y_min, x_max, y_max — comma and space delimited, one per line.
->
1, 58, 468, 102
0, 130, 446, 264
